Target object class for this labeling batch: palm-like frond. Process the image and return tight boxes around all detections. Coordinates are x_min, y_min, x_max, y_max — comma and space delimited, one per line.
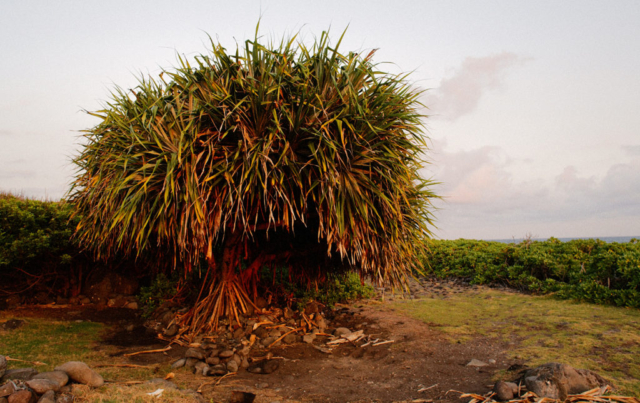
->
70, 29, 437, 291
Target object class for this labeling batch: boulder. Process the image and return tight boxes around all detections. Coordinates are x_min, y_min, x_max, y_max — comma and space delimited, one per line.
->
185, 348, 205, 360
32, 371, 69, 388
171, 358, 186, 369
206, 357, 220, 366
55, 395, 74, 403
206, 364, 227, 376
493, 381, 517, 401
194, 361, 209, 376
1, 368, 37, 382
25, 379, 59, 394
0, 383, 16, 398
7, 390, 36, 403
54, 361, 104, 387
524, 363, 607, 399
333, 327, 351, 337
1, 320, 25, 331
218, 350, 234, 359
246, 359, 279, 375
226, 360, 239, 373
466, 359, 488, 367
36, 390, 55, 403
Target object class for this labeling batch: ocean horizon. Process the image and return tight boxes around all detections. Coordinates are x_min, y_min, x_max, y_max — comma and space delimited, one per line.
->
485, 236, 639, 244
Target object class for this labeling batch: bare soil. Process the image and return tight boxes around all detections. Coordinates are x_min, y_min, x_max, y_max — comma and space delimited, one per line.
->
3, 280, 523, 402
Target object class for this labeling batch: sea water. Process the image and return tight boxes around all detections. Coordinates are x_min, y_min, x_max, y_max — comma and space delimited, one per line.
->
488, 236, 639, 244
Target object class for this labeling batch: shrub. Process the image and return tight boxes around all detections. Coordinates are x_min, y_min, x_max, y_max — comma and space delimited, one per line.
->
422, 238, 640, 308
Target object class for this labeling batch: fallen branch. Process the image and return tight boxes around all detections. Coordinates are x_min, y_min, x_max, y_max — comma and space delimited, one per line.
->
268, 327, 303, 348
95, 364, 156, 369
449, 385, 640, 403
197, 372, 237, 393
105, 380, 145, 385
418, 384, 438, 393
252, 321, 273, 331
372, 340, 394, 347
5, 356, 47, 366
123, 346, 171, 357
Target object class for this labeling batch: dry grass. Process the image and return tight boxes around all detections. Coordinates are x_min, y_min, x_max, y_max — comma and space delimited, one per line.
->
392, 288, 640, 395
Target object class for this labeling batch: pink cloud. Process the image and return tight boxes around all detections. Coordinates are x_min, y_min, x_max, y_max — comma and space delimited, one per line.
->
423, 52, 529, 121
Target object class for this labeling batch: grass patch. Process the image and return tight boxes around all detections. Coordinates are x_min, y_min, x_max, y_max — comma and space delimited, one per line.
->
0, 314, 198, 402
0, 316, 104, 371
392, 289, 640, 395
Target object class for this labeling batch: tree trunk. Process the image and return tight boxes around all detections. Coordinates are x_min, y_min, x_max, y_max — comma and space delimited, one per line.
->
178, 231, 256, 338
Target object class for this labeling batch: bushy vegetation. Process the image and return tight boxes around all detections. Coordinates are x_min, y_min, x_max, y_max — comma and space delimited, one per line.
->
422, 238, 640, 308
0, 193, 81, 297
68, 27, 437, 333
260, 267, 374, 310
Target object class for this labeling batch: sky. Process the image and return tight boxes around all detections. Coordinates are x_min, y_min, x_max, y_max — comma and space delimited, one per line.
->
1, 0, 639, 240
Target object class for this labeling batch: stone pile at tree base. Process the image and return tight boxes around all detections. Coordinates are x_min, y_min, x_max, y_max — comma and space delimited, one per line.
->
0, 357, 103, 403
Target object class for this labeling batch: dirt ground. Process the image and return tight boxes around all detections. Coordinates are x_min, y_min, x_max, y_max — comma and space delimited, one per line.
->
5, 284, 520, 403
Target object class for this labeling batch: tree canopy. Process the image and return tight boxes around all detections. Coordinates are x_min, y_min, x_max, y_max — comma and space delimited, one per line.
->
70, 29, 437, 332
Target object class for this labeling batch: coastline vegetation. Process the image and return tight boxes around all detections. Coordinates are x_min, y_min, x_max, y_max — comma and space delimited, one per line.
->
1, 193, 639, 309
422, 238, 640, 308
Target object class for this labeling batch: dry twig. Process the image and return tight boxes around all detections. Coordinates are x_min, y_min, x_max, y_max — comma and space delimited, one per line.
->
5, 356, 47, 366
123, 346, 171, 357
197, 372, 237, 393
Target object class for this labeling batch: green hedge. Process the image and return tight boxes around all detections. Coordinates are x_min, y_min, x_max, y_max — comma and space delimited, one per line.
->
0, 194, 79, 293
422, 238, 640, 308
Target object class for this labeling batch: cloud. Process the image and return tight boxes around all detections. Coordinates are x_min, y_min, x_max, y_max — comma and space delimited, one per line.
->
426, 141, 640, 239
423, 52, 529, 121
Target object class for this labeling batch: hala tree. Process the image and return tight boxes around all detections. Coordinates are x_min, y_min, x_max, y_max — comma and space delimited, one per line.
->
70, 29, 437, 336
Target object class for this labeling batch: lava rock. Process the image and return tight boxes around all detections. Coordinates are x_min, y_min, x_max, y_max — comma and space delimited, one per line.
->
164, 324, 179, 337
246, 359, 279, 375
219, 350, 234, 359
283, 334, 297, 344
25, 379, 59, 394
185, 358, 200, 368
206, 356, 220, 366
260, 337, 277, 347
524, 363, 607, 399
194, 361, 209, 376
6, 390, 36, 403
171, 358, 186, 369
226, 360, 239, 373
229, 391, 256, 403
54, 361, 104, 387
333, 327, 351, 337
206, 364, 227, 376
54, 394, 74, 403
1, 368, 38, 382
493, 381, 515, 401
36, 390, 55, 403
32, 371, 69, 388
1, 320, 25, 331
0, 383, 16, 398
185, 348, 205, 360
